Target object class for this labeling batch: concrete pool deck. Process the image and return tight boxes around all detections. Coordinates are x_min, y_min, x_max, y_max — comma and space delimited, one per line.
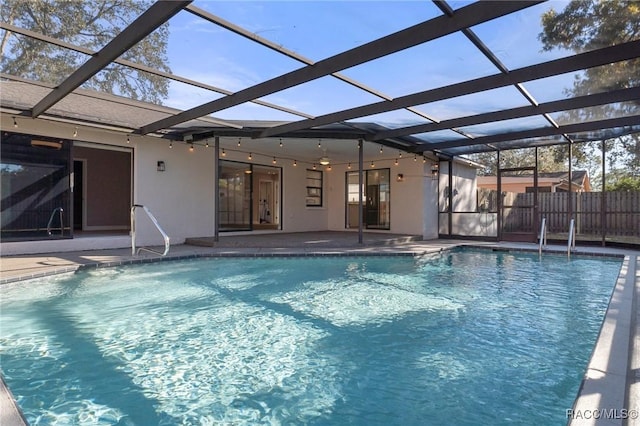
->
1, 232, 638, 425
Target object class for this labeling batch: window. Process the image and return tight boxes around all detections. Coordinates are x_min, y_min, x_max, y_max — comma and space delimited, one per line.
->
306, 169, 323, 206
1, 132, 72, 241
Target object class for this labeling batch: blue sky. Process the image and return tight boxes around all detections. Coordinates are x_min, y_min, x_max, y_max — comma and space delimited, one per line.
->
160, 1, 576, 132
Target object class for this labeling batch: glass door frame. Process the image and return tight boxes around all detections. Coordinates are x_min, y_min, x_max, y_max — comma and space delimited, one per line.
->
497, 166, 539, 242
217, 159, 282, 232
345, 168, 391, 230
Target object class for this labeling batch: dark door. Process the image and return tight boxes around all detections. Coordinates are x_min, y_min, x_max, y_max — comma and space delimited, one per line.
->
366, 184, 380, 227
73, 160, 83, 230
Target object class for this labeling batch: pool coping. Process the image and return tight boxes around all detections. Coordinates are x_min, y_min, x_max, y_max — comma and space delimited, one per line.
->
1, 241, 638, 425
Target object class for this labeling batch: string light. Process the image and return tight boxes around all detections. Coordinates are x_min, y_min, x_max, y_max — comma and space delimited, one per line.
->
327, 165, 332, 171
370, 161, 375, 168
73, 127, 78, 138
126, 135, 130, 143
189, 144, 194, 152
399, 151, 402, 158
394, 158, 399, 166
279, 139, 283, 148
248, 152, 252, 160
318, 139, 322, 149
205, 141, 209, 148
169, 142, 173, 149
414, 154, 417, 162
347, 163, 352, 169
237, 138, 241, 147
13, 117, 17, 128
221, 148, 226, 157
423, 156, 427, 163
313, 164, 317, 170
293, 160, 297, 167
379, 146, 383, 154
272, 157, 277, 164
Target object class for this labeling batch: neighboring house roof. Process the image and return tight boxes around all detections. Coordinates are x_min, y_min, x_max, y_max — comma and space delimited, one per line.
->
477, 171, 592, 192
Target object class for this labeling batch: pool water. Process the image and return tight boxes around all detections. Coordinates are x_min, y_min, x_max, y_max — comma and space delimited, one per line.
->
0, 250, 621, 425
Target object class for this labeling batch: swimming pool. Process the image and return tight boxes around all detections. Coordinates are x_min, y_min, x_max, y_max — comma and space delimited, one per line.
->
0, 249, 622, 425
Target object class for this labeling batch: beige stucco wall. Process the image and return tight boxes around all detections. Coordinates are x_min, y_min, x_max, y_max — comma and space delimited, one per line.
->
325, 159, 429, 236
2, 116, 456, 248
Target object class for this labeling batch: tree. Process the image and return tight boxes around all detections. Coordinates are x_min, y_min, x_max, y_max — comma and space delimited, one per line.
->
0, 0, 170, 104
469, 146, 569, 176
539, 0, 640, 177
606, 175, 640, 191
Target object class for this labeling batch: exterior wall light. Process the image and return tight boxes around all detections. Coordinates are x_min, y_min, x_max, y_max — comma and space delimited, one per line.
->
431, 163, 439, 180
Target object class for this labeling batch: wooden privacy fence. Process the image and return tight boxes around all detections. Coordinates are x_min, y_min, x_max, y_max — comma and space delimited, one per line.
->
516, 191, 640, 238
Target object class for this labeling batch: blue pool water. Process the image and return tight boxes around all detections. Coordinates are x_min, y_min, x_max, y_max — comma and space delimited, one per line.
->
0, 250, 621, 425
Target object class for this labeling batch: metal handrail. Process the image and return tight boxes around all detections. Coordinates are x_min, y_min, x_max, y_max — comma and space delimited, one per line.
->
131, 204, 170, 256
568, 218, 576, 257
47, 207, 64, 236
538, 217, 547, 255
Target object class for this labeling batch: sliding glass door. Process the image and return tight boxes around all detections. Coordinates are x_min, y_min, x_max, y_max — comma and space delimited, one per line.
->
218, 161, 251, 231
1, 132, 72, 241
218, 160, 281, 232
345, 169, 390, 230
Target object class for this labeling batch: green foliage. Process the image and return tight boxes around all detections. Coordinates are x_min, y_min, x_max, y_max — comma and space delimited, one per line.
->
469, 146, 569, 176
0, 0, 170, 104
539, 0, 640, 176
604, 173, 640, 191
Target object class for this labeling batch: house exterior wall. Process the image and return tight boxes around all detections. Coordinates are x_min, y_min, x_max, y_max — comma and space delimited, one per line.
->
326, 159, 428, 236
133, 138, 216, 246
217, 145, 329, 233
1, 117, 466, 251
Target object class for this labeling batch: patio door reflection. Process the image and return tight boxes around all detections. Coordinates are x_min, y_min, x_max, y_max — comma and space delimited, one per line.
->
346, 169, 390, 230
219, 161, 251, 231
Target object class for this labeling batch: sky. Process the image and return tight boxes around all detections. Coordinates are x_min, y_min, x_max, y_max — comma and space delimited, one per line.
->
158, 0, 579, 132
